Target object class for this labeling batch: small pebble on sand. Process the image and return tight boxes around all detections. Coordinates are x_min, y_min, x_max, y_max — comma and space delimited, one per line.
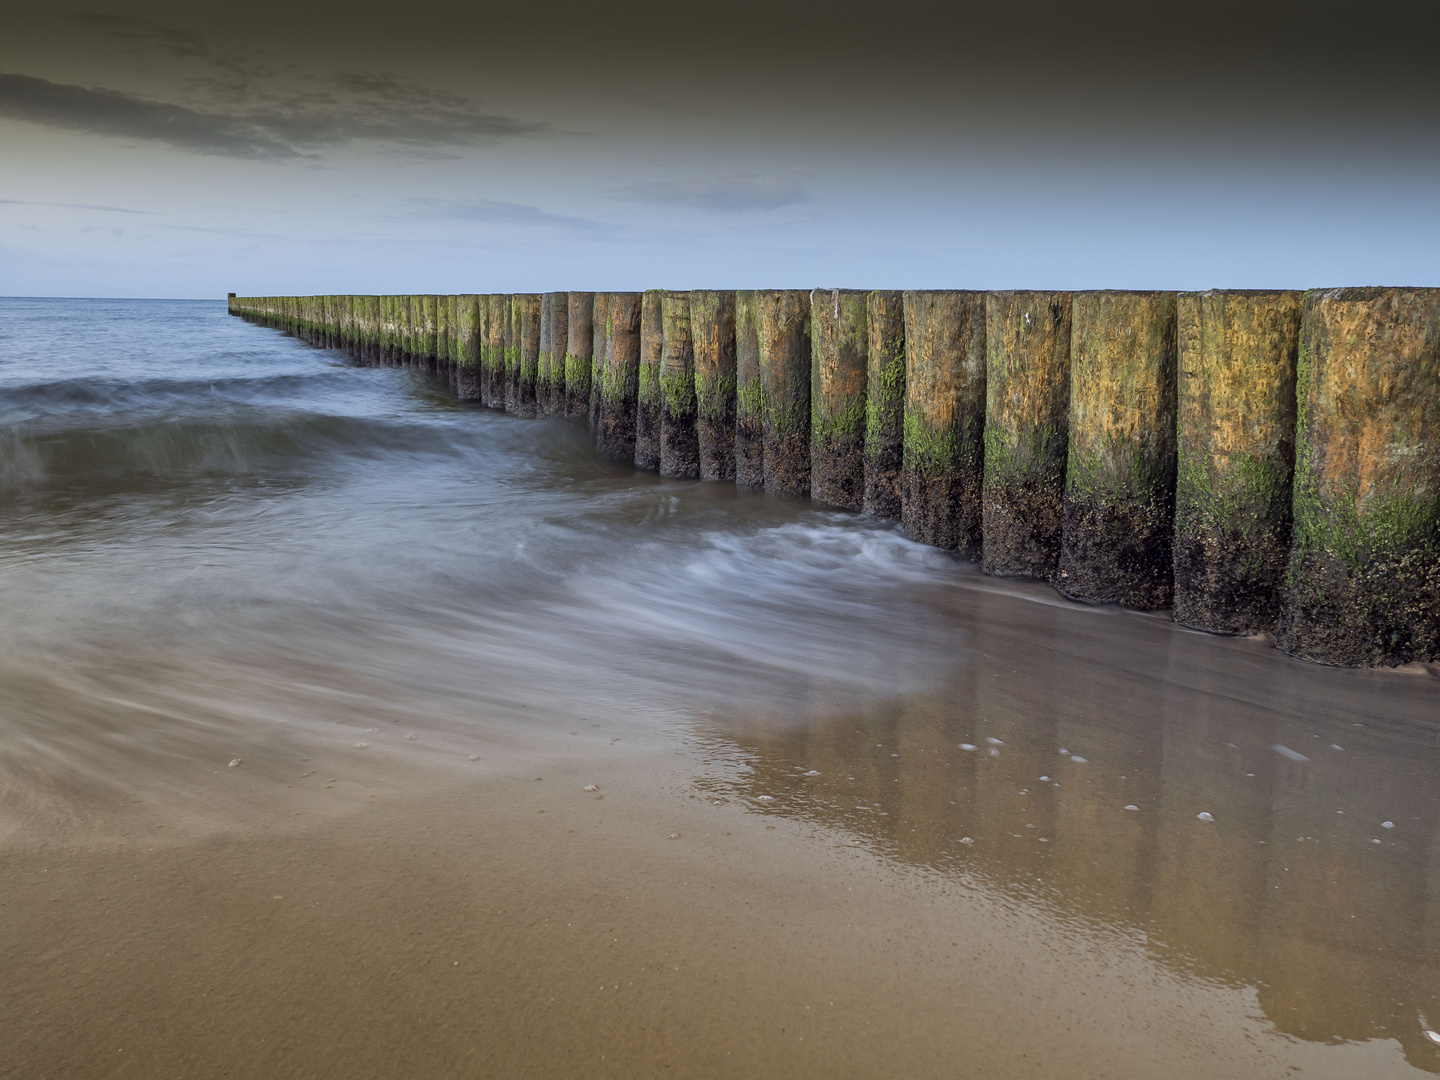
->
1124, 805, 1139, 811
583, 784, 599, 792
667, 833, 681, 839
468, 755, 480, 761
756, 795, 775, 802
1382, 821, 1395, 829
354, 742, 369, 749
959, 837, 974, 845
959, 744, 977, 752
1070, 756, 1088, 764
1197, 812, 1215, 822
228, 759, 242, 768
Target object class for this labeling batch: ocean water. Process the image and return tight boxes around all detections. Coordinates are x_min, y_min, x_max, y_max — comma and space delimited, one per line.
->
3, 297, 1439, 1074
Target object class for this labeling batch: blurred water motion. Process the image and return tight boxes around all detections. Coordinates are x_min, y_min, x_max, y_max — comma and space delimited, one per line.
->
2, 298, 1438, 1073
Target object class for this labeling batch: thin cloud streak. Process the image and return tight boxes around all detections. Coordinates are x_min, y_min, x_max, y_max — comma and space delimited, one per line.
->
608, 173, 811, 212
402, 198, 618, 236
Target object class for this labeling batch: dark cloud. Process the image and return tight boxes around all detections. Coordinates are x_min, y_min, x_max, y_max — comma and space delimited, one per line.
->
0, 73, 299, 159
608, 174, 809, 213
403, 198, 615, 235
0, 69, 549, 160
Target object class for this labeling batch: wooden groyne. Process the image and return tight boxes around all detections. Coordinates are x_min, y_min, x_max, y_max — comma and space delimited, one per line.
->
227, 289, 1440, 669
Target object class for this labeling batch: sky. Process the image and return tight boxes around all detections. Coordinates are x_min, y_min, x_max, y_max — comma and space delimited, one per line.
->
1, 0, 1437, 298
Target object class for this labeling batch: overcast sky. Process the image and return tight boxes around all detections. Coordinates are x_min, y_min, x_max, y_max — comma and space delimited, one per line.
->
2, 0, 1437, 298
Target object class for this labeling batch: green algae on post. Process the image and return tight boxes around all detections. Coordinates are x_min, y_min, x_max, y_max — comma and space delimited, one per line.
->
756, 290, 812, 497
538, 291, 569, 417
660, 291, 700, 478
634, 291, 664, 471
517, 294, 541, 418
1279, 287, 1440, 667
484, 295, 507, 408
504, 295, 521, 412
1056, 290, 1178, 608
982, 291, 1073, 578
1175, 290, 1301, 634
811, 288, 869, 510
691, 290, 737, 482
902, 290, 986, 553
735, 290, 764, 490
565, 293, 595, 418
455, 294, 482, 400
864, 291, 906, 519
589, 293, 611, 431
598, 292, 642, 462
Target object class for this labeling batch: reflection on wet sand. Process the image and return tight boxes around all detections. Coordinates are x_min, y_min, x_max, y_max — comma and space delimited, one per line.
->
691, 584, 1440, 1071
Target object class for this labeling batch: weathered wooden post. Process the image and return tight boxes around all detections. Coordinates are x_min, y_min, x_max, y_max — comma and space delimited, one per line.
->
1279, 287, 1440, 666
456, 294, 482, 400
902, 290, 986, 553
735, 291, 765, 489
811, 288, 869, 509
1055, 291, 1178, 608
757, 290, 812, 497
588, 293, 611, 430
982, 291, 1073, 578
504, 295, 521, 412
863, 290, 906, 519
519, 293, 542, 415
436, 294, 451, 381
447, 295, 461, 388
691, 290, 737, 482
422, 295, 439, 368
634, 291, 663, 470
484, 295, 507, 407
1174, 290, 1301, 633
565, 293, 595, 418
598, 292, 642, 461
539, 291, 569, 416
660, 291, 700, 478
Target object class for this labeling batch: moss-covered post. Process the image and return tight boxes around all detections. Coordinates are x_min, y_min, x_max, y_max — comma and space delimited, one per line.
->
484, 295, 507, 407
982, 291, 1073, 578
735, 291, 765, 489
396, 296, 411, 364
811, 288, 869, 509
757, 290, 812, 497
436, 295, 452, 383
589, 293, 611, 431
901, 290, 987, 553
1055, 290, 1178, 608
455, 294, 482, 400
660, 291, 700, 478
447, 295, 461, 389
634, 291, 663, 470
504, 296, 521, 412
1278, 287, 1440, 666
565, 293, 595, 418
691, 290, 737, 482
598, 292, 642, 461
863, 290, 906, 519
538, 291, 568, 416
423, 295, 440, 369
537, 293, 554, 415
1174, 290, 1301, 633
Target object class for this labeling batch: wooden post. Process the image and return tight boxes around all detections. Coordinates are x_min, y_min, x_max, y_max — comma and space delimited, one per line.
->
660, 291, 700, 478
598, 292, 642, 461
1279, 287, 1440, 666
565, 293, 595, 418
691, 290, 737, 482
901, 290, 987, 553
1174, 290, 1301, 633
863, 291, 906, 519
757, 289, 812, 497
811, 288, 869, 509
634, 291, 664, 471
1055, 291, 1178, 608
982, 291, 1073, 578
735, 290, 765, 490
